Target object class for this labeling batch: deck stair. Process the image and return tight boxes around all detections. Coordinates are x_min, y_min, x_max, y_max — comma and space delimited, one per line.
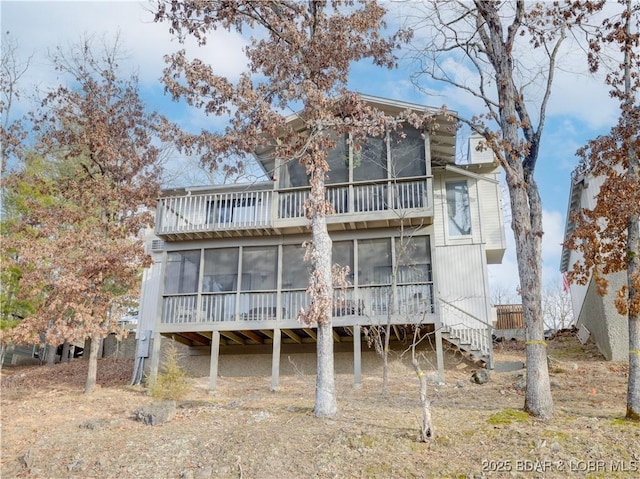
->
439, 299, 494, 368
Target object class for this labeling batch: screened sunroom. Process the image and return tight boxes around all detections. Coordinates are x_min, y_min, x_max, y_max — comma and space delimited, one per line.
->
159, 233, 435, 329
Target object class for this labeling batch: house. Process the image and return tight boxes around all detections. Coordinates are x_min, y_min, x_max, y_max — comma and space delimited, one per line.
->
560, 172, 628, 360
134, 95, 507, 390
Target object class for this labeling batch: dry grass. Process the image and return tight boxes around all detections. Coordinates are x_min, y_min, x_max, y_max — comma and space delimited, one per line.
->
1, 336, 639, 478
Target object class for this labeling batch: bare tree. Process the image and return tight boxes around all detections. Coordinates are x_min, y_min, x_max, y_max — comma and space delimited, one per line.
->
490, 283, 519, 307
541, 280, 573, 332
405, 0, 603, 419
0, 31, 31, 171
408, 326, 434, 442
565, 0, 639, 421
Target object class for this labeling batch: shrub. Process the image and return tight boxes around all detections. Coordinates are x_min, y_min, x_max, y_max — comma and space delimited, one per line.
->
147, 342, 189, 401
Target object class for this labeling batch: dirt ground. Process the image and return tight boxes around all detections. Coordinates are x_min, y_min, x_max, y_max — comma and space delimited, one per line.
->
1, 335, 639, 479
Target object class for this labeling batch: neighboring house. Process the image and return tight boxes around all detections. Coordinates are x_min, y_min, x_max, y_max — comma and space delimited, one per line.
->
560, 172, 629, 361
135, 95, 507, 390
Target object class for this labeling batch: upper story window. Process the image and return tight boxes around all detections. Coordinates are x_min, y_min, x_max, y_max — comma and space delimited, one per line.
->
280, 157, 309, 189
164, 250, 201, 294
390, 126, 426, 178
354, 134, 387, 182
277, 127, 427, 187
446, 180, 472, 236
332, 240, 355, 285
325, 133, 348, 185
279, 134, 347, 188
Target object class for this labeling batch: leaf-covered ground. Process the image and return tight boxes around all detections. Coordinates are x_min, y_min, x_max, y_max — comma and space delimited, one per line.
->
1, 336, 638, 478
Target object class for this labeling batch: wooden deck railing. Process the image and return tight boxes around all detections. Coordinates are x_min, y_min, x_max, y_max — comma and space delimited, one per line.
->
156, 178, 430, 235
160, 283, 435, 325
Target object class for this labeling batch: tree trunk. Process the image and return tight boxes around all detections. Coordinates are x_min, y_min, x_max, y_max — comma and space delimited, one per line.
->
45, 343, 57, 366
0, 344, 6, 369
509, 181, 554, 419
315, 321, 337, 417
381, 324, 390, 397
311, 209, 337, 417
629, 309, 640, 420
625, 170, 639, 421
381, 282, 395, 397
60, 341, 70, 363
85, 335, 99, 393
411, 330, 433, 441
624, 0, 639, 420
626, 117, 639, 420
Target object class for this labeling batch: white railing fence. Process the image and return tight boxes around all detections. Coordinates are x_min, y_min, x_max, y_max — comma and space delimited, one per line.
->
157, 190, 272, 234
438, 298, 494, 363
157, 179, 429, 234
161, 284, 435, 325
162, 294, 199, 324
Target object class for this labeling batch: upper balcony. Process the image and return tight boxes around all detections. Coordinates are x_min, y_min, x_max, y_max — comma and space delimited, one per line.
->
155, 176, 434, 240
155, 97, 459, 240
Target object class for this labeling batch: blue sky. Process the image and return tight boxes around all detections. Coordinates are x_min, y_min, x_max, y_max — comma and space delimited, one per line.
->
1, 1, 622, 297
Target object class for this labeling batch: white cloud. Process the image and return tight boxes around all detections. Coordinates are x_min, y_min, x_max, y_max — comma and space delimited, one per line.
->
385, 1, 621, 132
2, 1, 248, 106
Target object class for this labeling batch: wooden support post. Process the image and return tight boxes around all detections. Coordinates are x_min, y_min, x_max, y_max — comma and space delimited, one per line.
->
435, 327, 445, 382
353, 324, 362, 389
271, 328, 281, 392
208, 331, 220, 392
148, 331, 162, 384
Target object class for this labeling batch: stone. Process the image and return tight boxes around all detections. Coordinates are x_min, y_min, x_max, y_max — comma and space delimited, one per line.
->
22, 447, 36, 470
134, 400, 177, 426
79, 418, 110, 430
195, 466, 213, 479
67, 460, 83, 472
513, 380, 526, 391
471, 368, 490, 384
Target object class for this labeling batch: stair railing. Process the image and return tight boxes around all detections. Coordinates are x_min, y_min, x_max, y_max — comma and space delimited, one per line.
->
438, 298, 494, 368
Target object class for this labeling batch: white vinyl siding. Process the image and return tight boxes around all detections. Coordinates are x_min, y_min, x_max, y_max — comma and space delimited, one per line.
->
477, 174, 506, 262
434, 243, 491, 326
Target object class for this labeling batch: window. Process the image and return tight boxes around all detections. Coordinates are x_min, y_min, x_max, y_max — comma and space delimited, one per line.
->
390, 126, 425, 178
354, 134, 387, 181
210, 197, 256, 224
203, 248, 239, 292
446, 181, 471, 236
164, 251, 201, 294
395, 236, 432, 283
325, 134, 348, 185
242, 246, 278, 291
282, 244, 309, 289
279, 159, 309, 189
333, 240, 354, 285
358, 238, 392, 285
